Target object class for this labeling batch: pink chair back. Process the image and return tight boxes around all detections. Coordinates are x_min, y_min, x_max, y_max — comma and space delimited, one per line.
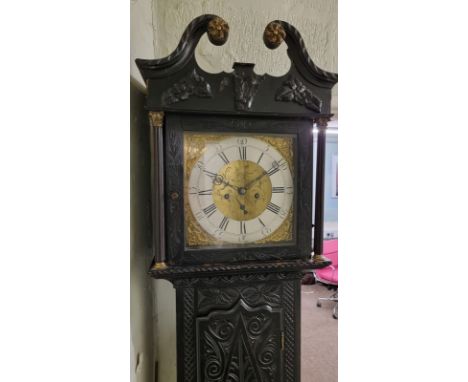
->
323, 239, 338, 254
315, 239, 338, 285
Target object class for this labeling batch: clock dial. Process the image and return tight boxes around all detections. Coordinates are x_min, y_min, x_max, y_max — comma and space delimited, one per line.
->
186, 135, 294, 245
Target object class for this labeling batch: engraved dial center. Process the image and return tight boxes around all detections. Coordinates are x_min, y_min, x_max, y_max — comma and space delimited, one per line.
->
212, 160, 272, 221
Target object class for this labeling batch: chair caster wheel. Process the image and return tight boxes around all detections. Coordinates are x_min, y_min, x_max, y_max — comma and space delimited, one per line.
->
333, 314, 338, 319
317, 301, 321, 307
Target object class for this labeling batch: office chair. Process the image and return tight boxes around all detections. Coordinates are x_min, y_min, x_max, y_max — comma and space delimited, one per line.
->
315, 239, 338, 319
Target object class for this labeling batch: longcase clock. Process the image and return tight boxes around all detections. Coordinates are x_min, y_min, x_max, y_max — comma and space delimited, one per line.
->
136, 14, 338, 382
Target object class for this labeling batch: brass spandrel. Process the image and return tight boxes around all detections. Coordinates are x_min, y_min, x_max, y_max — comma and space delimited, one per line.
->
256, 206, 294, 244
184, 134, 226, 247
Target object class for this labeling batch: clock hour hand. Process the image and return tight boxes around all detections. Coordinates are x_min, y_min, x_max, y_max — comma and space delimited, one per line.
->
222, 180, 241, 192
213, 175, 241, 192
244, 170, 268, 189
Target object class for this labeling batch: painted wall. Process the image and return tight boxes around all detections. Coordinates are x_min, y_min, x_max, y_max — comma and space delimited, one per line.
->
312, 133, 339, 240
131, 0, 155, 86
130, 80, 157, 382
130, 2, 157, 382
151, 0, 338, 115
324, 135, 338, 224
130, 1, 337, 381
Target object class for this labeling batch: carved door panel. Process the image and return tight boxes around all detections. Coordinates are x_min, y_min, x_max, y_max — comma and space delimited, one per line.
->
196, 300, 283, 382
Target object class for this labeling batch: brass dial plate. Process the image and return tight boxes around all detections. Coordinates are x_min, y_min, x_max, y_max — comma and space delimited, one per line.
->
212, 160, 272, 221
184, 133, 295, 248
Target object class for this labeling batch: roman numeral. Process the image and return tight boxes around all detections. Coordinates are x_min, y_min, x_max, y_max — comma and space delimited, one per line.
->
266, 166, 280, 177
219, 216, 230, 230
266, 202, 281, 215
257, 152, 264, 164
240, 221, 246, 234
258, 218, 266, 227
203, 203, 217, 217
238, 146, 247, 160
218, 152, 229, 164
198, 189, 212, 196
203, 170, 217, 179
272, 186, 285, 193
278, 159, 288, 170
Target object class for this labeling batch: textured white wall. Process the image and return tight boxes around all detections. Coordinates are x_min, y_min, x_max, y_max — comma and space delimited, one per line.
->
153, 0, 338, 113
131, 0, 155, 86
130, 2, 157, 382
130, 2, 337, 381
154, 280, 177, 382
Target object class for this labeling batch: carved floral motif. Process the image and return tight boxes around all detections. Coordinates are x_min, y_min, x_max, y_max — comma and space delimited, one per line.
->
198, 283, 282, 312
161, 69, 213, 106
233, 64, 265, 111
173, 277, 301, 382
275, 76, 322, 112
197, 301, 282, 382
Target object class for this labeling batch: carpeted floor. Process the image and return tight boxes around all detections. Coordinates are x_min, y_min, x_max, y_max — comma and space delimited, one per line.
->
301, 283, 338, 382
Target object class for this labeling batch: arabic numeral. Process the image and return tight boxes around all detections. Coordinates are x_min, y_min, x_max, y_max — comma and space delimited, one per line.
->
196, 161, 205, 170
238, 234, 247, 242
262, 226, 272, 236
237, 137, 247, 146
278, 159, 288, 170
214, 229, 225, 238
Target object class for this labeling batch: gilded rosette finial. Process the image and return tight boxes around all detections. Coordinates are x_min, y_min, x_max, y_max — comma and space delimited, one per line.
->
207, 16, 229, 46
264, 21, 286, 49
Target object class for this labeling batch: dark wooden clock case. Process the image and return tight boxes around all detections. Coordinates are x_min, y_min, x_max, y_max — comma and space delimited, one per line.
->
136, 14, 338, 382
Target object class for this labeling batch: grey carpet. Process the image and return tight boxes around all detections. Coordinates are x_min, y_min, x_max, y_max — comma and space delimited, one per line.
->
301, 284, 338, 382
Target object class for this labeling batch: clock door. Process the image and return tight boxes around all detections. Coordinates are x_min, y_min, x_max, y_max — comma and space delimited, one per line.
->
164, 114, 313, 265
197, 300, 284, 382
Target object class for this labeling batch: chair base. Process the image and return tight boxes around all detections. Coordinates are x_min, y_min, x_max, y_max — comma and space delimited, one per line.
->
316, 290, 338, 319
